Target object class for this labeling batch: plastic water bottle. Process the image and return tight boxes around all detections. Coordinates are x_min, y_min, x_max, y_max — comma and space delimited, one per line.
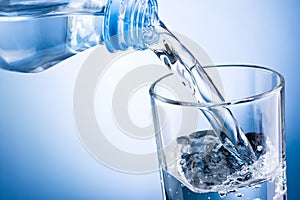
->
0, 0, 158, 72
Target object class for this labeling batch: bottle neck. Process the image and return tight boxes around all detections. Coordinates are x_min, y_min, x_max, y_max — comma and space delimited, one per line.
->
104, 0, 159, 52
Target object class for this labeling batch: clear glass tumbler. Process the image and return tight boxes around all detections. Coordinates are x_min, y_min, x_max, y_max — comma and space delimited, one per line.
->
150, 65, 286, 200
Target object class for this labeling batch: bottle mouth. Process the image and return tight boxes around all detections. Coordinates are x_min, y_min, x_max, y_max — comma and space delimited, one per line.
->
104, 0, 158, 52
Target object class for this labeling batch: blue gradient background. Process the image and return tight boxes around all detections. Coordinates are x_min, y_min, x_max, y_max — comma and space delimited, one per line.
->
0, 0, 299, 199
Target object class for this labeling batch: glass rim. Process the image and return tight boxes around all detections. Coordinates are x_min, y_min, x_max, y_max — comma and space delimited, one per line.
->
149, 64, 285, 108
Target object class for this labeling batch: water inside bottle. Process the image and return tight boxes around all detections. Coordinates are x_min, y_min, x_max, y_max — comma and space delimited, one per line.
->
0, 2, 105, 72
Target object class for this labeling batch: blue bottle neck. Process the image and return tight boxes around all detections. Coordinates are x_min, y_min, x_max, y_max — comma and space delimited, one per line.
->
104, 0, 159, 52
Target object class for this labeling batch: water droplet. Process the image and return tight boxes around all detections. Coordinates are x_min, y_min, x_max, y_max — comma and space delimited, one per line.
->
254, 184, 261, 189
257, 145, 263, 152
180, 184, 184, 188
208, 197, 211, 200
253, 198, 261, 200
235, 193, 244, 198
218, 191, 227, 198
168, 188, 172, 192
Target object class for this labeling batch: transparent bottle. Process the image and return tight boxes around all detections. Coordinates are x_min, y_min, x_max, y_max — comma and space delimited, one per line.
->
0, 0, 158, 72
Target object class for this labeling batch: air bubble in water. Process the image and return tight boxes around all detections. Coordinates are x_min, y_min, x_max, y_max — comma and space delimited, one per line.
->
257, 145, 264, 152
228, 189, 237, 194
218, 191, 227, 198
235, 193, 244, 198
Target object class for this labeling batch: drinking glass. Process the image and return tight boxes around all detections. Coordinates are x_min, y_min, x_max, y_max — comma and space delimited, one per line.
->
150, 65, 286, 200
